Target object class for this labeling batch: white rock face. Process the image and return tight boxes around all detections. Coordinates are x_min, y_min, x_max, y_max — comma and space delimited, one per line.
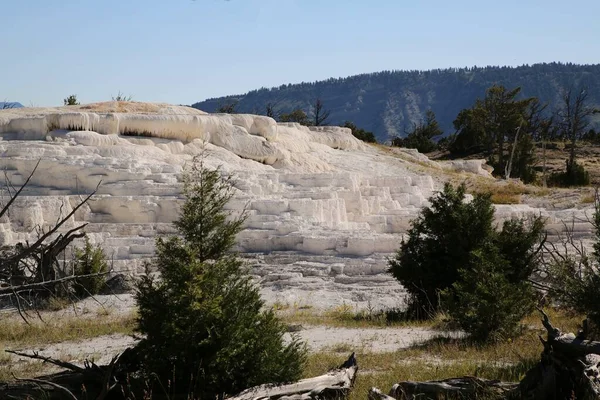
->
0, 103, 595, 310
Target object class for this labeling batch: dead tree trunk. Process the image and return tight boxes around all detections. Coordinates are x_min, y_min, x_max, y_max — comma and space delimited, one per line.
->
374, 377, 516, 400
228, 353, 357, 400
515, 311, 600, 399
0, 159, 103, 319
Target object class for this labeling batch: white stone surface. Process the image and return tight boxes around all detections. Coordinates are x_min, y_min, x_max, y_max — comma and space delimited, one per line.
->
0, 103, 595, 310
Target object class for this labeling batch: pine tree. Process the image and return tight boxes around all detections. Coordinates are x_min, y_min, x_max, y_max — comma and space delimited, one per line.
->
63, 94, 80, 106
135, 157, 306, 399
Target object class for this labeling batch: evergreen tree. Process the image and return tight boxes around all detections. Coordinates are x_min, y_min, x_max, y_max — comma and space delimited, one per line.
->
389, 183, 545, 341
451, 85, 534, 177
392, 110, 442, 152
280, 109, 310, 125
63, 94, 80, 106
343, 121, 377, 143
216, 101, 238, 114
72, 238, 108, 297
135, 157, 306, 399
388, 183, 495, 318
448, 243, 536, 342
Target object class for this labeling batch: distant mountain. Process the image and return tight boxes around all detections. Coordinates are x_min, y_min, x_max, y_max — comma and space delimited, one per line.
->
0, 102, 24, 109
192, 63, 600, 142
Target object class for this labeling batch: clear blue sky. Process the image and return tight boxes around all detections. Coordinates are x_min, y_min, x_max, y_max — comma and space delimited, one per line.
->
2, 0, 599, 107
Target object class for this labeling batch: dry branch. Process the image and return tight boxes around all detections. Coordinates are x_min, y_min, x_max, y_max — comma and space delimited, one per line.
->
6, 350, 86, 373
387, 377, 517, 399
228, 353, 358, 400
0, 271, 111, 296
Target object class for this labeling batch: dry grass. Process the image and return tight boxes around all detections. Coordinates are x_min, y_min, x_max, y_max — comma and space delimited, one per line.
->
580, 191, 596, 204
0, 309, 137, 382
279, 303, 448, 329
303, 308, 583, 400
0, 311, 137, 349
490, 192, 522, 204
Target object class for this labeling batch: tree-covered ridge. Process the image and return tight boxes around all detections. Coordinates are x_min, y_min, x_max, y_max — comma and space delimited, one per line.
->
192, 63, 600, 142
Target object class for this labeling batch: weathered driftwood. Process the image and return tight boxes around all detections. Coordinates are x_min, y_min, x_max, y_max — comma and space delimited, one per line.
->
228, 353, 358, 400
367, 387, 396, 400
515, 310, 600, 399
382, 377, 517, 400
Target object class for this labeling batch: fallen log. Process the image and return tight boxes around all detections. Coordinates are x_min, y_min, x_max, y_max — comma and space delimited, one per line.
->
385, 377, 517, 399
367, 387, 396, 400
228, 353, 358, 400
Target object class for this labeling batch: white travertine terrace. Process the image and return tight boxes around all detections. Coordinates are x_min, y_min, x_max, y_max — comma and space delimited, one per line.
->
0, 102, 594, 309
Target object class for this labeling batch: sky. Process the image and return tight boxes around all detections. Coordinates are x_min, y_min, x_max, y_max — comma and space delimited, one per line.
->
2, 0, 599, 107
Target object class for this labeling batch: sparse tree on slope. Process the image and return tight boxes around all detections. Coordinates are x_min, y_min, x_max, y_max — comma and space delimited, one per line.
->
265, 102, 278, 119
217, 100, 238, 114
343, 121, 377, 143
63, 94, 80, 106
280, 108, 310, 125
451, 85, 534, 178
112, 91, 133, 102
135, 157, 306, 399
549, 87, 598, 186
313, 98, 331, 126
392, 110, 442, 153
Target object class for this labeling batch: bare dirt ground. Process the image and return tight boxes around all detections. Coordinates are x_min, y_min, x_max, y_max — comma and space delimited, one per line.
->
292, 326, 461, 353
2, 294, 457, 378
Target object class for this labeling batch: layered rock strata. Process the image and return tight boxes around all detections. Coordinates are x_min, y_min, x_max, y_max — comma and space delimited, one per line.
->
0, 103, 594, 309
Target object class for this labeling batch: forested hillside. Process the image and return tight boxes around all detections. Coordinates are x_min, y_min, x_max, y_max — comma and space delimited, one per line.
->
191, 63, 600, 142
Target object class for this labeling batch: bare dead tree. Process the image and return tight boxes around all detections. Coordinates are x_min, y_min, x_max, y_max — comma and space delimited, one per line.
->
265, 102, 279, 120
111, 91, 133, 102
0, 160, 109, 319
313, 98, 331, 126
1, 99, 17, 109
216, 100, 238, 114
558, 87, 599, 168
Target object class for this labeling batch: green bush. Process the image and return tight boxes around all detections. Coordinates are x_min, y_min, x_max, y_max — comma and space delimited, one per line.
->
391, 110, 441, 153
389, 183, 544, 341
548, 258, 600, 331
72, 238, 108, 297
448, 245, 535, 342
547, 193, 600, 333
135, 158, 306, 399
548, 159, 590, 187
63, 94, 80, 106
388, 183, 495, 318
510, 133, 537, 184
343, 121, 377, 143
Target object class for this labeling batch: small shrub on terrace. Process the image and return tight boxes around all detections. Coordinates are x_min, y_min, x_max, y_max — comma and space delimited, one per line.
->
548, 159, 590, 187
72, 238, 108, 297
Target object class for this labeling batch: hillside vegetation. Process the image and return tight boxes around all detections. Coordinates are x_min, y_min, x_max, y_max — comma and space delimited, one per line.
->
192, 63, 600, 142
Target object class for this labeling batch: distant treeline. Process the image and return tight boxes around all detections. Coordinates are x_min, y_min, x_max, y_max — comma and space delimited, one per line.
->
192, 62, 600, 142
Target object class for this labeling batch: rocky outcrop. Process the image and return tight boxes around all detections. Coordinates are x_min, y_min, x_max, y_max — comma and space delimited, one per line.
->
0, 103, 595, 309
